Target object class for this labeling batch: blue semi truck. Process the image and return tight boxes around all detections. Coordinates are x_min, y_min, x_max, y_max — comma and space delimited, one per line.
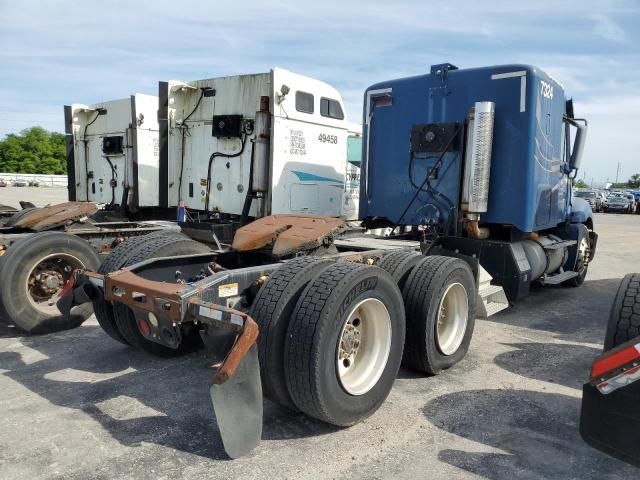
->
59, 63, 596, 458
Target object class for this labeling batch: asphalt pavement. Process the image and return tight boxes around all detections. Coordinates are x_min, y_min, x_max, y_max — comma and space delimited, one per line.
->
1, 212, 639, 479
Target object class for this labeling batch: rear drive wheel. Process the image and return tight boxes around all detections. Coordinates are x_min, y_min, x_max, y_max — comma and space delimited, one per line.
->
377, 249, 423, 290
285, 262, 405, 426
250, 256, 333, 410
112, 236, 211, 356
94, 230, 187, 345
0, 232, 101, 333
402, 256, 476, 374
604, 274, 640, 351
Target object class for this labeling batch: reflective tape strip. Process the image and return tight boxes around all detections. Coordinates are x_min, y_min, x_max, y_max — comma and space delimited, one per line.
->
491, 70, 527, 112
591, 342, 640, 380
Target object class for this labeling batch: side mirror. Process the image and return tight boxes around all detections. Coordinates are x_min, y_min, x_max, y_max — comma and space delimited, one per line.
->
277, 84, 290, 104
569, 122, 587, 171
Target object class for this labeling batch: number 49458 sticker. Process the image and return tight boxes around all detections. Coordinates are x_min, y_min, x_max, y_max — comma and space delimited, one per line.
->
318, 133, 338, 144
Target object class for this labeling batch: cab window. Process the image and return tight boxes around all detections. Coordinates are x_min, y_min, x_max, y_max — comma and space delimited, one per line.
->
296, 91, 314, 114
347, 135, 362, 166
320, 98, 344, 120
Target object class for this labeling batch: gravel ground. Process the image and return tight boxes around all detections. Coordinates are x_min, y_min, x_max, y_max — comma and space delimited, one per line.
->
1, 212, 639, 479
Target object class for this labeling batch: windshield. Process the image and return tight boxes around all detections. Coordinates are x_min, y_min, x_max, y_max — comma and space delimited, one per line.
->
575, 191, 595, 198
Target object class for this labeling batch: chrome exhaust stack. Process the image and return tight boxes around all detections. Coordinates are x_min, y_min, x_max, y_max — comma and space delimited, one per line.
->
462, 101, 495, 239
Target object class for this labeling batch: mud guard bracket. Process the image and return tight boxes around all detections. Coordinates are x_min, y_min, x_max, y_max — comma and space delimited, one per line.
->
191, 300, 263, 459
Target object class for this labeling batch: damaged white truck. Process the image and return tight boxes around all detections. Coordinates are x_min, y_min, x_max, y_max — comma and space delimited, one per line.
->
0, 69, 361, 333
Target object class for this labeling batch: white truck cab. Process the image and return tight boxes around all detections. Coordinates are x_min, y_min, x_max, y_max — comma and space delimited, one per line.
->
65, 94, 159, 211
163, 68, 360, 220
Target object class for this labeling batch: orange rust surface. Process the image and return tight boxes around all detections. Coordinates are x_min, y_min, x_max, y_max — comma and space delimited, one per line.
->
13, 202, 98, 231
193, 301, 260, 385
104, 270, 186, 322
231, 215, 345, 256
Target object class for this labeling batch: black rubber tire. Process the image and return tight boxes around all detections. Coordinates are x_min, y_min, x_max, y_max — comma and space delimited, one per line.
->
565, 224, 590, 287
377, 250, 423, 290
112, 236, 211, 356
285, 262, 405, 426
0, 232, 101, 333
250, 256, 333, 410
94, 231, 186, 345
402, 255, 477, 375
603, 274, 640, 351
5, 207, 38, 227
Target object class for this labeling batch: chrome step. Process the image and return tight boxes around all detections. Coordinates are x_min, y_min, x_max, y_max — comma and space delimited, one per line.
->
542, 239, 576, 250
541, 270, 579, 285
476, 266, 509, 319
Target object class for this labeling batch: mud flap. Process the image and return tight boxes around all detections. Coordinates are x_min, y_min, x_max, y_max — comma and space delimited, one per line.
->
211, 344, 262, 459
580, 381, 640, 468
56, 273, 98, 321
197, 305, 262, 459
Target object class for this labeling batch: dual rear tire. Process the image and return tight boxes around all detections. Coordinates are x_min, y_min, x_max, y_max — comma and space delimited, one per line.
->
251, 251, 476, 427
94, 232, 211, 355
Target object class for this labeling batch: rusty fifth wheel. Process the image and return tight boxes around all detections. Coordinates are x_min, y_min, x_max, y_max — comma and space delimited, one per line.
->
284, 262, 405, 426
0, 232, 100, 333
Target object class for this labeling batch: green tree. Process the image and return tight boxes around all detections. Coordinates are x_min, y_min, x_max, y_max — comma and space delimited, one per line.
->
0, 127, 67, 174
628, 174, 640, 189
573, 179, 589, 189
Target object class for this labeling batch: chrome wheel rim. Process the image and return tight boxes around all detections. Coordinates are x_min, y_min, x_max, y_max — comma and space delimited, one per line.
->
337, 298, 392, 396
577, 236, 590, 273
436, 283, 469, 356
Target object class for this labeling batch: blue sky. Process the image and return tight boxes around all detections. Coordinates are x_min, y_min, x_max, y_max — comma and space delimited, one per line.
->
1, 0, 638, 184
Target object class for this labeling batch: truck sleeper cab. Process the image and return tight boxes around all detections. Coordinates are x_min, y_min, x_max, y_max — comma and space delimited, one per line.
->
161, 68, 361, 222
65, 94, 160, 213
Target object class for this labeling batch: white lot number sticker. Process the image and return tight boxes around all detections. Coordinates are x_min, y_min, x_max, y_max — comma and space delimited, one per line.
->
218, 282, 239, 298
289, 129, 307, 155
540, 80, 553, 99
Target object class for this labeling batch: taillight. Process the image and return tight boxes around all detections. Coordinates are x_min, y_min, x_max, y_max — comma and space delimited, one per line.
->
590, 340, 640, 394
138, 318, 151, 336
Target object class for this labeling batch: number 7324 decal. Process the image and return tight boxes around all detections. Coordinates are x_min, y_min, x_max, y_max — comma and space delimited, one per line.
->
318, 133, 338, 144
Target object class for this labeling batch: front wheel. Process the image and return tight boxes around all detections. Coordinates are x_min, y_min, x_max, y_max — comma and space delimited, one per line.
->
0, 232, 101, 333
284, 263, 405, 426
566, 225, 591, 287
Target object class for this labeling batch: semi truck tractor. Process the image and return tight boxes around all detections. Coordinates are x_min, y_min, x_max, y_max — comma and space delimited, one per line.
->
1, 70, 361, 334
0, 95, 175, 334
59, 62, 596, 458
160, 67, 361, 227
65, 94, 161, 213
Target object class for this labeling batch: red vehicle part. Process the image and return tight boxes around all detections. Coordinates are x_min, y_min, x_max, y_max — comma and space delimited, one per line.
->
580, 336, 640, 468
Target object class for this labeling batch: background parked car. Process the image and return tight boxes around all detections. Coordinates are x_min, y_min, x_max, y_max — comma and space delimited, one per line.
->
606, 193, 634, 213
12, 178, 28, 187
574, 190, 604, 212
0, 179, 7, 187
596, 191, 608, 211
